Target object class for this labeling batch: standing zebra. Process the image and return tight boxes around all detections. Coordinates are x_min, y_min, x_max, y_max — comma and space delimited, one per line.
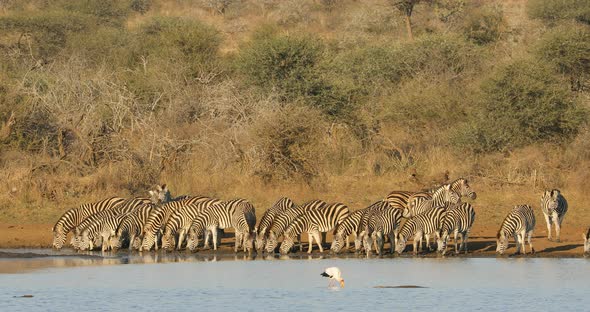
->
540, 189, 568, 242
109, 203, 155, 251
331, 209, 365, 254
279, 202, 349, 254
405, 184, 461, 218
437, 203, 476, 255
583, 227, 590, 255
52, 197, 127, 250
160, 198, 221, 251
395, 206, 447, 255
496, 205, 536, 255
254, 197, 295, 253
363, 204, 403, 256
140, 196, 212, 251
265, 200, 327, 253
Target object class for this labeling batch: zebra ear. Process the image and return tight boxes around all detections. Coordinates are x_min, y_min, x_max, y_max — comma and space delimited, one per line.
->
161, 184, 167, 191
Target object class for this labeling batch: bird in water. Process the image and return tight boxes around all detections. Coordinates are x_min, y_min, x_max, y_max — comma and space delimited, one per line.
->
321, 267, 344, 288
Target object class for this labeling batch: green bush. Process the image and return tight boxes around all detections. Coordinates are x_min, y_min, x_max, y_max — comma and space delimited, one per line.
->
463, 5, 505, 45
536, 25, 590, 91
527, 0, 590, 25
452, 60, 587, 152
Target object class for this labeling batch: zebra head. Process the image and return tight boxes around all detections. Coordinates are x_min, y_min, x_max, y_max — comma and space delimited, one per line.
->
265, 232, 278, 253
149, 184, 172, 205
543, 189, 561, 213
52, 226, 66, 250
186, 227, 201, 252
443, 184, 461, 207
363, 233, 373, 257
496, 231, 509, 255
254, 231, 267, 252
140, 232, 156, 252
330, 232, 345, 254
160, 229, 176, 252
109, 234, 123, 252
131, 236, 142, 250
279, 236, 295, 255
395, 234, 407, 254
354, 231, 366, 253
455, 178, 476, 200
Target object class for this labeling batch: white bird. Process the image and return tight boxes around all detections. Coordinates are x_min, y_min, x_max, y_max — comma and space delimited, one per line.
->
321, 267, 344, 288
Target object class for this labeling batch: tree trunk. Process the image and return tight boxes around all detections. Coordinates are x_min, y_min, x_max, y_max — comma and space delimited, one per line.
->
404, 14, 414, 40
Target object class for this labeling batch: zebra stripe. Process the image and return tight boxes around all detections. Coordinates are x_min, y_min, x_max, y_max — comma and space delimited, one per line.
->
255, 197, 295, 252
140, 196, 212, 251
406, 184, 461, 218
78, 211, 134, 251
355, 200, 400, 252
363, 204, 403, 256
232, 201, 257, 253
160, 198, 221, 251
184, 198, 249, 251
437, 203, 476, 255
540, 189, 568, 242
384, 191, 413, 213
331, 209, 365, 254
448, 178, 477, 200
265, 200, 327, 253
395, 206, 446, 255
280, 202, 349, 254
496, 205, 536, 255
109, 203, 156, 251
52, 197, 127, 250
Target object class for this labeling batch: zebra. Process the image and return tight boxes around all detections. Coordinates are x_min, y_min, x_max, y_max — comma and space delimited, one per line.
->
71, 197, 152, 250
78, 211, 134, 251
109, 203, 155, 251
184, 198, 250, 251
363, 204, 403, 256
232, 201, 257, 253
330, 209, 365, 254
279, 202, 349, 254
540, 189, 568, 242
254, 197, 295, 253
583, 227, 590, 255
265, 200, 327, 253
52, 197, 127, 250
437, 203, 476, 255
395, 206, 447, 255
496, 205, 536, 255
405, 184, 461, 218
355, 200, 403, 253
160, 198, 221, 251
384, 191, 413, 215
140, 196, 212, 251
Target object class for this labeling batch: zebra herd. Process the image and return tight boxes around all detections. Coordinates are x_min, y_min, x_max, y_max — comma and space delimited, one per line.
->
52, 179, 586, 256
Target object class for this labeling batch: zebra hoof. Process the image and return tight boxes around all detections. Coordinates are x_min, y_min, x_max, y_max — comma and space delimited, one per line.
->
555, 239, 561, 243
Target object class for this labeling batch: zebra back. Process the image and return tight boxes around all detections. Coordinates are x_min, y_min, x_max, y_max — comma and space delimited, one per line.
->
497, 204, 536, 239
441, 203, 476, 236
74, 197, 151, 235
540, 189, 568, 219
384, 191, 413, 212
284, 202, 349, 239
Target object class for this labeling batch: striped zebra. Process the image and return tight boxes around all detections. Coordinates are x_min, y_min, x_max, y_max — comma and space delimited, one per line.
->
160, 198, 221, 251
355, 200, 402, 253
279, 202, 349, 254
52, 197, 127, 250
109, 203, 156, 251
71, 197, 152, 250
331, 209, 365, 254
363, 204, 403, 256
583, 227, 590, 255
232, 201, 257, 253
140, 196, 212, 251
265, 200, 327, 253
78, 211, 134, 251
540, 189, 568, 242
405, 184, 461, 218
395, 206, 446, 255
496, 205, 536, 255
183, 198, 250, 251
384, 191, 413, 215
437, 203, 476, 255
254, 197, 295, 253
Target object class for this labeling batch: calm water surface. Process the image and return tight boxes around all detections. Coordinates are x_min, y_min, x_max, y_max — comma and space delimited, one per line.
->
1, 251, 589, 312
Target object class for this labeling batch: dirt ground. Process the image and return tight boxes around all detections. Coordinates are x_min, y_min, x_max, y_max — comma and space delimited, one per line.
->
0, 223, 587, 258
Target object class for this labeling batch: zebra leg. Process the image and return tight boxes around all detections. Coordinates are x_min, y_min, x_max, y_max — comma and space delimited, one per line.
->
553, 211, 561, 242
413, 232, 421, 255
177, 230, 186, 251
454, 230, 459, 254
513, 234, 521, 255
298, 234, 303, 252
315, 232, 324, 253
212, 228, 219, 251
307, 232, 314, 253
204, 230, 211, 249
321, 232, 327, 249
543, 213, 552, 241
461, 232, 468, 253
528, 230, 535, 254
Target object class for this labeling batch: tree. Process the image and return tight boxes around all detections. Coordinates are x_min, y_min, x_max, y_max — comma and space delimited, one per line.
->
390, 0, 423, 40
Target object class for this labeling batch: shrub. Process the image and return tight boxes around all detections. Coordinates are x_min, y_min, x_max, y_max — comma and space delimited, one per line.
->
527, 0, 590, 25
452, 60, 587, 152
536, 25, 590, 91
130, 0, 152, 14
463, 4, 505, 45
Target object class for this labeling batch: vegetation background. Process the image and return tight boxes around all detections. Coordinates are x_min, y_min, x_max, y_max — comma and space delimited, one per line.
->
0, 0, 589, 232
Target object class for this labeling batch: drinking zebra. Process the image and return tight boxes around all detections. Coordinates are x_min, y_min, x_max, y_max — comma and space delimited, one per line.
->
254, 197, 295, 253
405, 184, 461, 218
395, 206, 447, 255
232, 201, 257, 253
265, 200, 327, 253
52, 197, 127, 250
437, 203, 476, 255
78, 211, 134, 251
540, 189, 568, 242
363, 204, 403, 256
331, 209, 365, 254
109, 203, 156, 251
355, 200, 402, 253
496, 205, 536, 255
279, 202, 349, 254
160, 198, 221, 251
140, 196, 213, 251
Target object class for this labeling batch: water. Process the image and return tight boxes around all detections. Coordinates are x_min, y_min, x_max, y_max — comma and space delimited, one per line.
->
1, 252, 589, 312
